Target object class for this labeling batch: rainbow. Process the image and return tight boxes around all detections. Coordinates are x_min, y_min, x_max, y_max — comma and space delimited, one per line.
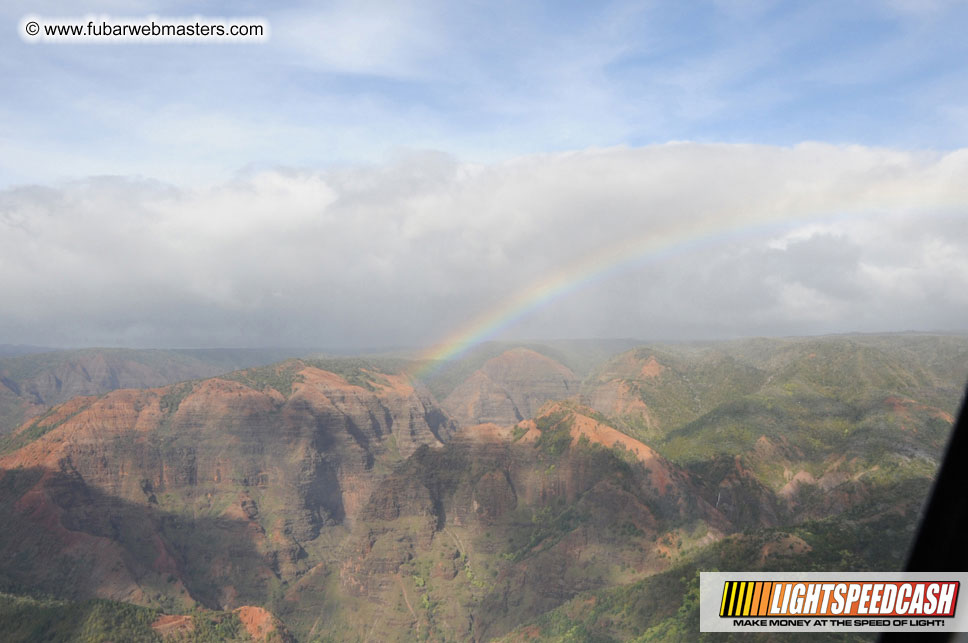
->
409, 201, 947, 378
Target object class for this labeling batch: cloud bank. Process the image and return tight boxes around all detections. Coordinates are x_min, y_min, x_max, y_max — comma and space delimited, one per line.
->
1, 143, 966, 349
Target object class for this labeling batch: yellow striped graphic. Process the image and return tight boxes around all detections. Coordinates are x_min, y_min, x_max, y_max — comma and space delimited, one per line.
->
721, 581, 773, 617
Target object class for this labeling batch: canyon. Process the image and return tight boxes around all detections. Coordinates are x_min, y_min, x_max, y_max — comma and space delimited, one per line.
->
0, 335, 964, 641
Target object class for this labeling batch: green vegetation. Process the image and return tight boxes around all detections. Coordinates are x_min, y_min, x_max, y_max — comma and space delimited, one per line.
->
505, 504, 587, 563
0, 593, 161, 643
189, 608, 248, 642
160, 381, 196, 415
223, 361, 305, 397
0, 593, 256, 642
0, 400, 92, 455
533, 408, 574, 457
503, 507, 912, 642
304, 357, 415, 390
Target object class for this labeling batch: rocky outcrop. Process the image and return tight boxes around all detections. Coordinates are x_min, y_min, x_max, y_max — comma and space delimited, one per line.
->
686, 454, 785, 529
583, 378, 656, 429
442, 348, 579, 426
234, 605, 295, 642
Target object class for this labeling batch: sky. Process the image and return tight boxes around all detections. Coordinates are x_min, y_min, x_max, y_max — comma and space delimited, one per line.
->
2, 0, 967, 351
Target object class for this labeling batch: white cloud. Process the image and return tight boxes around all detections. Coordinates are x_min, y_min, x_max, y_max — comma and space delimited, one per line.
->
0, 143, 966, 348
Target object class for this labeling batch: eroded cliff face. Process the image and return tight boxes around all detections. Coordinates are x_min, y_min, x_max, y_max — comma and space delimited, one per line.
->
442, 348, 579, 427
0, 361, 455, 611
325, 404, 748, 642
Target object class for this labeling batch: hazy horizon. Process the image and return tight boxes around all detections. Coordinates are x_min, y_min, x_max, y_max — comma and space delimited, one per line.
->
4, 329, 968, 358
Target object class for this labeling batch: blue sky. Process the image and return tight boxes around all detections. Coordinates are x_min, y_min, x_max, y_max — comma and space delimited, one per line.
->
4, 0, 968, 186
2, 1, 967, 349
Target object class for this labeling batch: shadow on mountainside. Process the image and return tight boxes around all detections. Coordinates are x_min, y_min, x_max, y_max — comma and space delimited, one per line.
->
0, 465, 271, 616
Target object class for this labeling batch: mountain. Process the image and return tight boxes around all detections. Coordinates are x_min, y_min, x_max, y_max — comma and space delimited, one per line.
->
583, 335, 964, 441
278, 402, 746, 641
442, 348, 580, 426
582, 347, 767, 443
416, 339, 640, 403
0, 335, 963, 641
0, 347, 304, 435
0, 360, 454, 612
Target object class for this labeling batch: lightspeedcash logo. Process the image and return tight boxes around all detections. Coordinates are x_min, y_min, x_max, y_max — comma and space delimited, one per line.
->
701, 572, 968, 633
719, 580, 957, 618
